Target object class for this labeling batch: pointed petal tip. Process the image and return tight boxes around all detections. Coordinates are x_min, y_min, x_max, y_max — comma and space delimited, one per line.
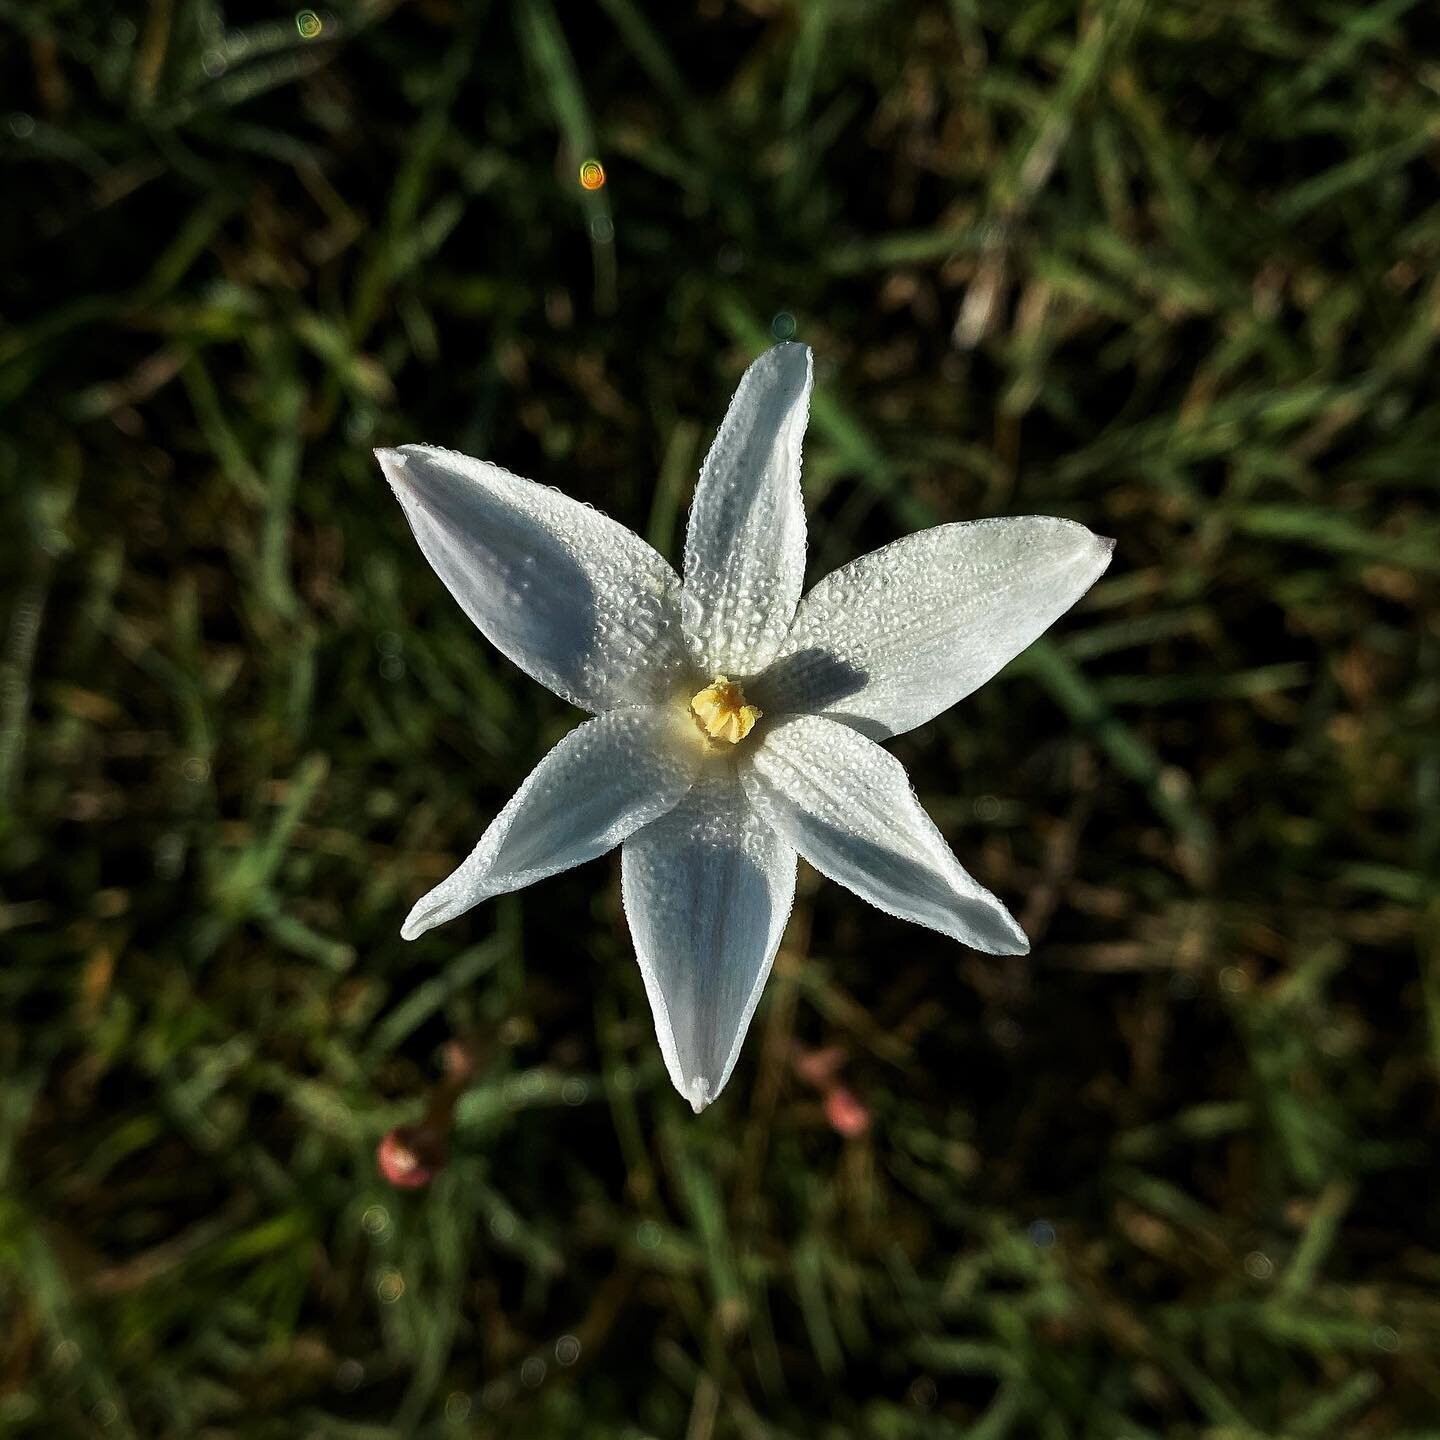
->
686, 1076, 715, 1114
1068, 522, 1116, 585
992, 908, 1031, 956
769, 340, 813, 377
1088, 532, 1117, 584
400, 896, 441, 941
940, 904, 1034, 957
374, 446, 411, 492
956, 919, 1029, 957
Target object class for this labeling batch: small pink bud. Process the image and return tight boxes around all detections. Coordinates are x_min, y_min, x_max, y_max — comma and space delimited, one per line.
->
824, 1085, 871, 1139
377, 1124, 447, 1189
441, 1038, 476, 1086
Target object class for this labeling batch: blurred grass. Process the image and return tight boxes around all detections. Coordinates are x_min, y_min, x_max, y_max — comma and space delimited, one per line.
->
1, 0, 1438, 1436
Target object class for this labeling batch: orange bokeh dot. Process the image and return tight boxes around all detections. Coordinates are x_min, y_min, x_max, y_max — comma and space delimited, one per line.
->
579, 160, 606, 191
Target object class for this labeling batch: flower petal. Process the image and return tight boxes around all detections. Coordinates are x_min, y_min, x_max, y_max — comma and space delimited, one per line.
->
402, 708, 696, 940
741, 715, 1029, 955
379, 445, 688, 712
682, 343, 813, 676
621, 770, 797, 1111
757, 517, 1114, 739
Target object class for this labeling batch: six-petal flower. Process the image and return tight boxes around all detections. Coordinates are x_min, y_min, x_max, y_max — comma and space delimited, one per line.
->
377, 343, 1113, 1111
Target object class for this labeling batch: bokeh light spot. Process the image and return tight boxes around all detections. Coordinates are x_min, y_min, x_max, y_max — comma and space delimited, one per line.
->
482, 1379, 513, 1411
579, 159, 606, 191
1243, 1251, 1273, 1280
51, 1340, 81, 1370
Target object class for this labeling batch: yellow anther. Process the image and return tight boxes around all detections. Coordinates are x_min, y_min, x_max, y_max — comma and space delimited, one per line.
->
689, 676, 761, 746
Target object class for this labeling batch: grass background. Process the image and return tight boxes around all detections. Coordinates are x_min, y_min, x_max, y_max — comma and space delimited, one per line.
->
2, 0, 1438, 1435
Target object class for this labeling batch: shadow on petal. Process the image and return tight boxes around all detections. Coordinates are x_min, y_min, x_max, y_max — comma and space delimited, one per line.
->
752, 647, 868, 716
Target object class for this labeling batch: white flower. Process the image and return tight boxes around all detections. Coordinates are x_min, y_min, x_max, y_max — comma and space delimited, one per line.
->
377, 344, 1113, 1112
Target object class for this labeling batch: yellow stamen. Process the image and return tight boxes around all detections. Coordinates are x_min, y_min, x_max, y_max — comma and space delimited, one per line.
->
689, 676, 762, 746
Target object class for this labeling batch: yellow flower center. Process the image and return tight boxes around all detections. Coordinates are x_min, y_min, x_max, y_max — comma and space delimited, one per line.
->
689, 676, 762, 746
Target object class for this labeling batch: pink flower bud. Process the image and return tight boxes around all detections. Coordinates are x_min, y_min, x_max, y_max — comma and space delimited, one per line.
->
377, 1124, 447, 1189
824, 1085, 871, 1139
